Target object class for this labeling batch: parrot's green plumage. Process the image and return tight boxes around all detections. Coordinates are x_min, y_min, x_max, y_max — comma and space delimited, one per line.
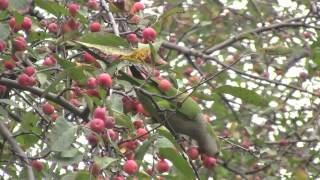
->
134, 77, 220, 157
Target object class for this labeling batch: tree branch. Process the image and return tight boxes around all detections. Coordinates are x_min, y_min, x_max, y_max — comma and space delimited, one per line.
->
161, 42, 320, 97
0, 122, 35, 180
0, 78, 84, 118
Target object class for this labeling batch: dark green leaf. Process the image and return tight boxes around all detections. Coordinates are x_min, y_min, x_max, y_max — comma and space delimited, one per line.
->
214, 85, 269, 107
41, 71, 66, 97
93, 156, 117, 169
0, 23, 10, 40
78, 32, 129, 48
135, 135, 157, 162
61, 171, 90, 180
159, 148, 195, 179
48, 117, 77, 152
9, 0, 31, 13
114, 112, 134, 130
21, 112, 40, 132
35, 0, 68, 17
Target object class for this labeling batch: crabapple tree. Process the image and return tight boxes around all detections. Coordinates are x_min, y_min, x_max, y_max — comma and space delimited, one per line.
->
0, 0, 320, 180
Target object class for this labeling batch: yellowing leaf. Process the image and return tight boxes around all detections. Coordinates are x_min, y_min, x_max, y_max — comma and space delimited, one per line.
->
75, 41, 151, 64
119, 48, 150, 63
293, 167, 308, 180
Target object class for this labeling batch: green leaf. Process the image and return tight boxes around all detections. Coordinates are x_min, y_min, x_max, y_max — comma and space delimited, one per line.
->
57, 57, 88, 84
135, 135, 157, 162
61, 171, 90, 180
21, 112, 40, 132
78, 32, 129, 48
154, 7, 184, 32
93, 156, 117, 169
9, 0, 31, 13
211, 94, 228, 119
16, 134, 39, 148
110, 94, 124, 113
0, 23, 10, 40
136, 89, 161, 121
159, 148, 195, 179
114, 112, 134, 130
35, 0, 68, 17
247, 0, 263, 23
214, 85, 268, 107
41, 71, 67, 97
48, 117, 77, 152
155, 136, 175, 148
60, 148, 79, 158
0, 99, 19, 107
157, 128, 180, 150
311, 39, 320, 67
54, 150, 83, 166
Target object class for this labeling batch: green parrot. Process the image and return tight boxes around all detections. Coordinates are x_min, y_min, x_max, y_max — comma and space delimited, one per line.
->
123, 70, 220, 157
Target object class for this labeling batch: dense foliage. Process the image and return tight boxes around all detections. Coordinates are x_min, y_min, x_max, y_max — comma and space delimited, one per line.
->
0, 0, 320, 179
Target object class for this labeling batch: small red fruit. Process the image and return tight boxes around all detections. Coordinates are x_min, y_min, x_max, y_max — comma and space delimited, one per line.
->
86, 0, 99, 10
0, 85, 7, 94
90, 22, 101, 32
123, 160, 138, 175
43, 56, 56, 66
122, 96, 134, 113
158, 79, 171, 92
135, 103, 145, 114
0, 0, 8, 10
187, 147, 199, 160
24, 66, 36, 76
62, 23, 72, 33
279, 138, 289, 146
21, 17, 32, 30
4, 60, 16, 70
127, 33, 138, 43
303, 31, 311, 39
203, 155, 217, 169
42, 102, 55, 115
131, 2, 144, 14
129, 15, 140, 24
67, 18, 79, 30
48, 23, 58, 33
89, 163, 101, 176
90, 118, 105, 133
184, 67, 193, 76
93, 107, 106, 120
70, 98, 80, 106
14, 37, 27, 51
86, 133, 99, 146
83, 52, 96, 63
17, 74, 32, 87
87, 77, 98, 89
0, 41, 6, 52
142, 27, 157, 42
31, 160, 43, 171
68, 3, 79, 16
107, 129, 119, 141
112, 176, 125, 180
136, 128, 148, 141
8, 17, 17, 30
156, 159, 170, 173
133, 119, 144, 129
51, 113, 59, 121
86, 89, 100, 98
104, 116, 115, 129
299, 72, 308, 81
97, 73, 112, 88
125, 140, 138, 151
